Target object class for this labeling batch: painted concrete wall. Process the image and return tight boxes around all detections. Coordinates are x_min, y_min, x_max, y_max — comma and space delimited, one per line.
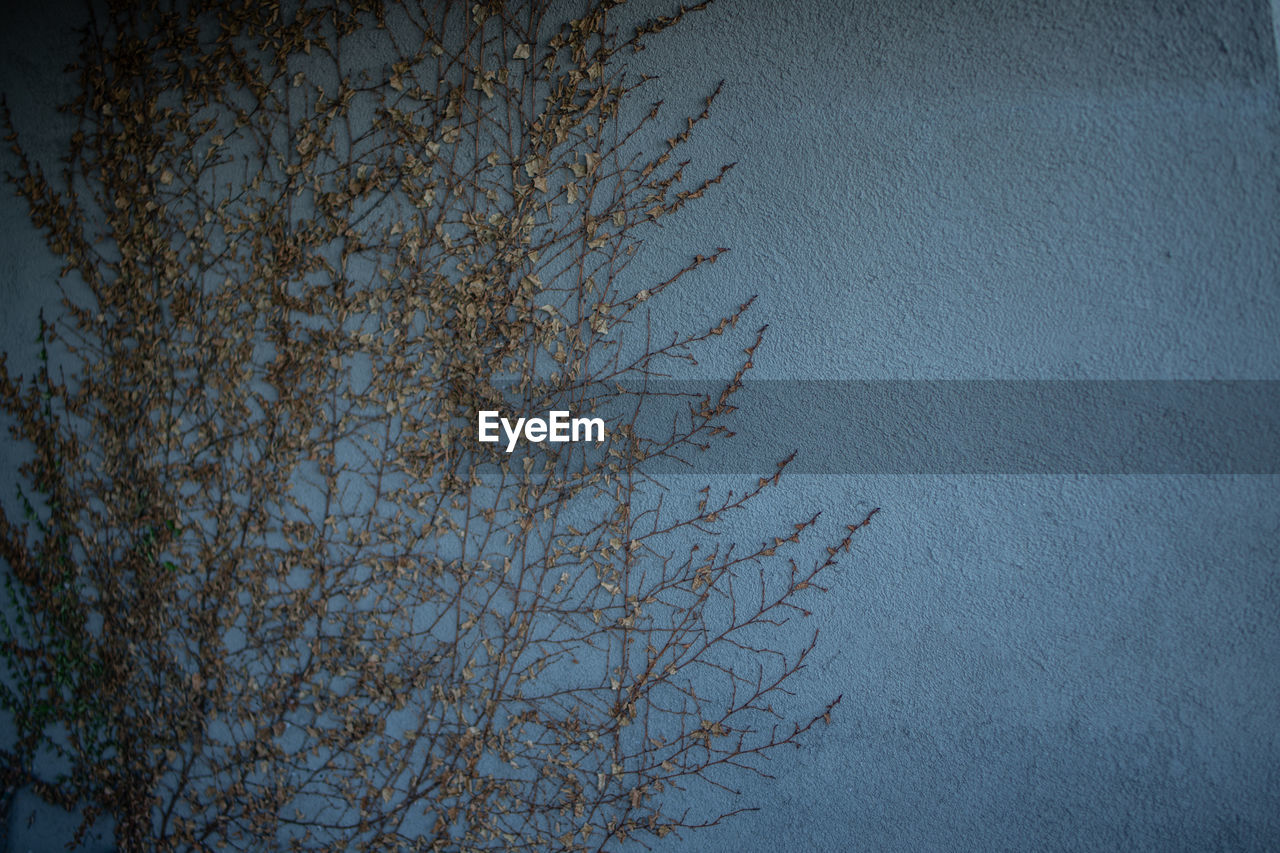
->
1, 0, 1277, 850
619, 1, 1280, 849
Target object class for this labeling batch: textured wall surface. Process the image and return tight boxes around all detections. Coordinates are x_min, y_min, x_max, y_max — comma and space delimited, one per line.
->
1, 0, 1278, 850
619, 1, 1280, 849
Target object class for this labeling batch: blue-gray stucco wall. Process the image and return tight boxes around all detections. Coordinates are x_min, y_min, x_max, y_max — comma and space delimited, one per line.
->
1, 0, 1277, 850
623, 1, 1280, 849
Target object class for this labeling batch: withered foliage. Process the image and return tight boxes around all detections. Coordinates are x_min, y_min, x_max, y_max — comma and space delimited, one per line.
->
0, 1, 875, 849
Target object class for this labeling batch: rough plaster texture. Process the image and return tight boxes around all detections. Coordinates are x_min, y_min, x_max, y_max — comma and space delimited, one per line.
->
0, 0, 1278, 851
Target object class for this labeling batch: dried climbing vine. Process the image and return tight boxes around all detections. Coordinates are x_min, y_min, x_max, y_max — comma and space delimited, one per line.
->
0, 1, 874, 850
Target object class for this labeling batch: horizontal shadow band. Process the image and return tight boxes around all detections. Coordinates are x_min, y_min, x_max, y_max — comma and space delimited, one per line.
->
471, 380, 1280, 475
